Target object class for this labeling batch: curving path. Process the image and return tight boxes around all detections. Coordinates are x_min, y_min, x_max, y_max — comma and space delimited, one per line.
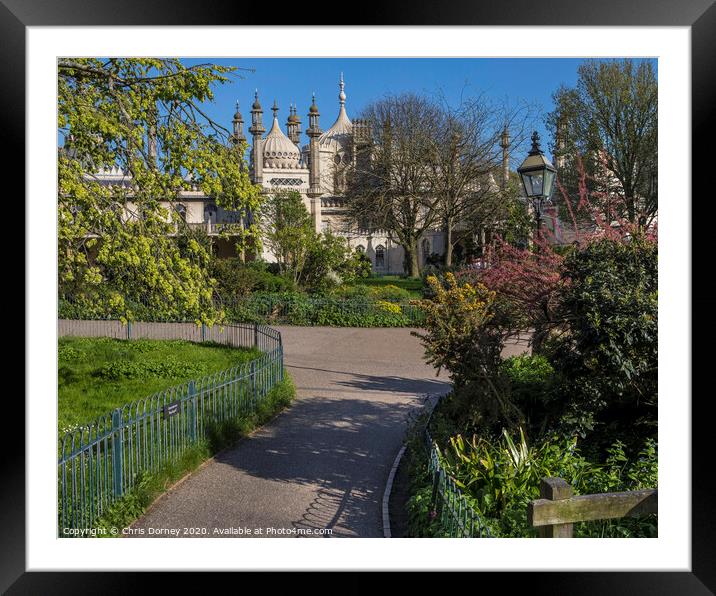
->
129, 326, 451, 538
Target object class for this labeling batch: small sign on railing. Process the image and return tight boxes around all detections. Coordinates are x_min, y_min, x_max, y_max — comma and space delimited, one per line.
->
162, 401, 181, 418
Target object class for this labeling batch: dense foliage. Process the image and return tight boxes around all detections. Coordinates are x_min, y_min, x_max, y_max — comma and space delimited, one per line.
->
223, 292, 423, 327
407, 410, 658, 538
209, 259, 297, 298
548, 237, 658, 450
258, 190, 371, 292
409, 232, 657, 538
58, 58, 262, 324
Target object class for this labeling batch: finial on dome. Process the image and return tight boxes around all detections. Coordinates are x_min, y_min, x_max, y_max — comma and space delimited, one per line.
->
252, 90, 262, 111
309, 92, 319, 114
272, 99, 279, 120
338, 73, 346, 105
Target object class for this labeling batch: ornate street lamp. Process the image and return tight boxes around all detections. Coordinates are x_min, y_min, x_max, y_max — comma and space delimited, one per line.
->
517, 131, 557, 243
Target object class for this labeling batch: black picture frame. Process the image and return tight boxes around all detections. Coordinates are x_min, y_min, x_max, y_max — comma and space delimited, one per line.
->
9, 0, 714, 591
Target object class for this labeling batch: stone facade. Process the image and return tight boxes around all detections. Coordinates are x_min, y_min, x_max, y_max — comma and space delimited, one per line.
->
245, 75, 453, 274
85, 75, 519, 272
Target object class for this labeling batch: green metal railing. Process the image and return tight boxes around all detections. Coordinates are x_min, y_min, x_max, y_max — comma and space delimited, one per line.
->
424, 396, 491, 538
57, 321, 284, 534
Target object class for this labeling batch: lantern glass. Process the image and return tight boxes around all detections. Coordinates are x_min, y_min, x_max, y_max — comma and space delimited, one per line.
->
521, 171, 543, 198
543, 168, 556, 199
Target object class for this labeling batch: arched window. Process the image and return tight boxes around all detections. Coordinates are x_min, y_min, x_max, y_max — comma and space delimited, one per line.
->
356, 244, 365, 253
375, 245, 385, 269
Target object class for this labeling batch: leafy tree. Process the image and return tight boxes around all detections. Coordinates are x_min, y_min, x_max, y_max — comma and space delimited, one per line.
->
547, 59, 657, 229
259, 191, 372, 293
301, 231, 371, 293
58, 58, 262, 323
258, 190, 315, 285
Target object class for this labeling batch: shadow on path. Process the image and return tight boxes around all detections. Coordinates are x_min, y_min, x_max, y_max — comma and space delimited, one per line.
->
130, 327, 451, 538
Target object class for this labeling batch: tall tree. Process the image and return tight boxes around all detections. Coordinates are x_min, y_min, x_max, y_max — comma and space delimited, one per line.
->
58, 58, 261, 323
427, 95, 534, 267
258, 191, 315, 285
547, 59, 657, 229
344, 93, 441, 278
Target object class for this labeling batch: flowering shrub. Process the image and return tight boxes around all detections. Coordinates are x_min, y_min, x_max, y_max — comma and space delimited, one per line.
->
467, 237, 567, 350
376, 300, 402, 315
415, 273, 526, 428
416, 273, 498, 381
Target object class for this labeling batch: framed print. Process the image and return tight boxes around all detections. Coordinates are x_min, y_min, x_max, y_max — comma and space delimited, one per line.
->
9, 0, 715, 590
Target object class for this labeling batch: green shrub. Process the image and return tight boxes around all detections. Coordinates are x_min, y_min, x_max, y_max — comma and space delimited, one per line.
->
500, 354, 559, 436
223, 292, 417, 327
501, 354, 554, 387
548, 237, 658, 449
332, 283, 411, 302
211, 258, 296, 299
433, 427, 657, 538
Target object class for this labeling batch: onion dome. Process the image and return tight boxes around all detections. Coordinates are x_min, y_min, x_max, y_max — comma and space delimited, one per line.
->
288, 104, 299, 123
263, 103, 301, 169
252, 90, 262, 111
319, 73, 352, 149
309, 93, 319, 114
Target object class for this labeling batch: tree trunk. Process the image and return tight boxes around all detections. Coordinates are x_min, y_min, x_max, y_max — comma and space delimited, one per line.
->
404, 240, 420, 278
444, 219, 454, 268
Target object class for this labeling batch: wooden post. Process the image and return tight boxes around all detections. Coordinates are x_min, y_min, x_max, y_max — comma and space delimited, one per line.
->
537, 477, 573, 537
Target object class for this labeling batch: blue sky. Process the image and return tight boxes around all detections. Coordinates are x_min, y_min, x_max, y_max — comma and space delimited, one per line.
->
59, 58, 656, 161
181, 57, 655, 159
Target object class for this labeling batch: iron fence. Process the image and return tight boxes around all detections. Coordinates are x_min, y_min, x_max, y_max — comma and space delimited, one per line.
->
57, 321, 283, 534
424, 395, 491, 538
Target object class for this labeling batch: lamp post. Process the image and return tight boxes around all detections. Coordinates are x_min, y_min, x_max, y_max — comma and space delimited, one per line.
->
517, 131, 557, 246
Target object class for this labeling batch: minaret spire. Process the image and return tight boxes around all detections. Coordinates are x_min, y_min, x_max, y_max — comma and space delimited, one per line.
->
500, 125, 510, 189
232, 100, 246, 145
338, 73, 346, 106
249, 90, 266, 184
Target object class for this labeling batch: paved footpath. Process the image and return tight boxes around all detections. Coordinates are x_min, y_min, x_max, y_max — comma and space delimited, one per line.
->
129, 327, 451, 538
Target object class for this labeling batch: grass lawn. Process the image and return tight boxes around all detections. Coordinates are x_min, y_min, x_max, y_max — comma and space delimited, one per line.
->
58, 337, 261, 433
358, 275, 423, 298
